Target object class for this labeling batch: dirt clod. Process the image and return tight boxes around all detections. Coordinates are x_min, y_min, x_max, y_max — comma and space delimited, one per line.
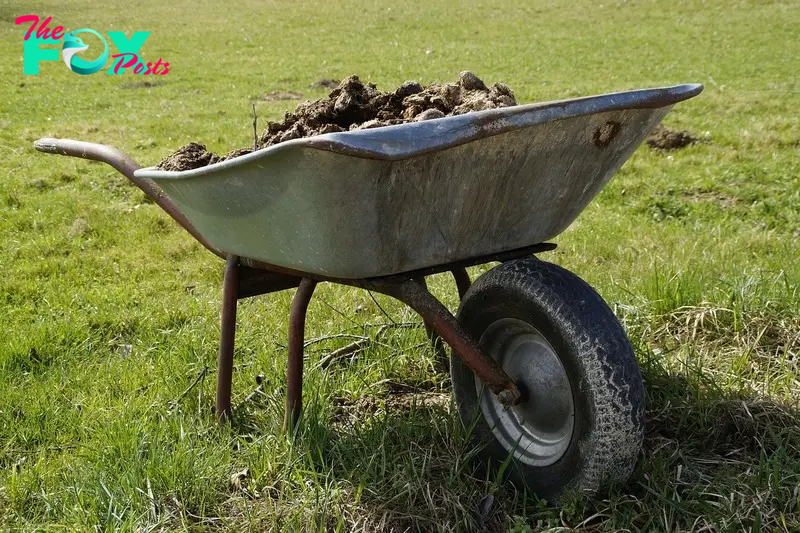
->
646, 125, 698, 150
157, 142, 219, 172
414, 108, 446, 122
459, 70, 487, 91
157, 72, 517, 171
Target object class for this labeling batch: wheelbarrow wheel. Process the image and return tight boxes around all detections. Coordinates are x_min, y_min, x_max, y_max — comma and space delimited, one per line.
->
450, 258, 644, 504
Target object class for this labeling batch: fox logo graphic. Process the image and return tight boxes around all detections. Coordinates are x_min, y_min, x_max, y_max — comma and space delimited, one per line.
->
62, 30, 109, 75
16, 15, 169, 75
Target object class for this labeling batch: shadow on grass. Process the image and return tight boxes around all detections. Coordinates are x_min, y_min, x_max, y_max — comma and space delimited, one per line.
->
642, 361, 800, 462
226, 357, 800, 532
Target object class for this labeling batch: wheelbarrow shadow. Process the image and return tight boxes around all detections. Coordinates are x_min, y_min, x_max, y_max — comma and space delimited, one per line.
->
300, 389, 515, 532
613, 359, 799, 531
230, 360, 800, 531
231, 384, 521, 531
638, 359, 800, 475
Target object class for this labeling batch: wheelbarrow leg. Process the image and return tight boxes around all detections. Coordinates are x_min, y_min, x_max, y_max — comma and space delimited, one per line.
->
416, 271, 471, 372
283, 278, 317, 434
216, 255, 239, 424
451, 268, 471, 299
414, 276, 448, 372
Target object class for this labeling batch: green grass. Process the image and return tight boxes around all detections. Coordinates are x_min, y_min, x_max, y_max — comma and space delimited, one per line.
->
1, 0, 799, 530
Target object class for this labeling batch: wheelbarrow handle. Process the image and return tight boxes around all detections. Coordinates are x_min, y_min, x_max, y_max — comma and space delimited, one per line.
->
33, 138, 224, 258
34, 137, 142, 182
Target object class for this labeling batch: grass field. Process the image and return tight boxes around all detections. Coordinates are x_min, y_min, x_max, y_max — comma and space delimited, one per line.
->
1, 0, 799, 530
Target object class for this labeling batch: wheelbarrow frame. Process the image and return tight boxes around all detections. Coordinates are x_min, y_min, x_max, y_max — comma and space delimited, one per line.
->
34, 137, 534, 426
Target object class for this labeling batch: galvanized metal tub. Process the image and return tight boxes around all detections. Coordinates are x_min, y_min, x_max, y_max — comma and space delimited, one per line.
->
136, 84, 702, 278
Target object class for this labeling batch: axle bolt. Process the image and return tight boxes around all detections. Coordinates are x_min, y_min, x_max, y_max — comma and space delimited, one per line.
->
497, 389, 517, 408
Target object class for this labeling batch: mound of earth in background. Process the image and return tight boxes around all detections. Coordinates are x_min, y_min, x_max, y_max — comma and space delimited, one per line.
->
646, 125, 699, 150
156, 71, 517, 171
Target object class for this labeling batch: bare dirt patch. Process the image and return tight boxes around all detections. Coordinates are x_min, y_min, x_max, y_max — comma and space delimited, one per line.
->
119, 80, 164, 90
156, 72, 517, 171
646, 125, 699, 150
685, 190, 741, 208
258, 91, 303, 101
331, 392, 450, 427
309, 78, 339, 89
68, 217, 90, 238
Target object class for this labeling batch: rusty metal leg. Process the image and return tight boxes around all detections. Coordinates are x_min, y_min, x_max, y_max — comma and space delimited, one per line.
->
414, 276, 438, 340
283, 278, 317, 434
362, 278, 521, 406
451, 268, 471, 300
414, 277, 448, 372
216, 255, 240, 424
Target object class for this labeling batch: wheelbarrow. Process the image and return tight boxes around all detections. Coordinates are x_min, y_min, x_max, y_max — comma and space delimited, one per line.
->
34, 83, 702, 503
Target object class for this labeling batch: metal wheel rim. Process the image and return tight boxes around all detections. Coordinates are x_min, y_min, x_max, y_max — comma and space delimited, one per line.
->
476, 318, 574, 466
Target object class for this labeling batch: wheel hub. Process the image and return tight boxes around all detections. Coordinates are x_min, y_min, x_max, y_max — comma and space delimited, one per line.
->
476, 318, 574, 466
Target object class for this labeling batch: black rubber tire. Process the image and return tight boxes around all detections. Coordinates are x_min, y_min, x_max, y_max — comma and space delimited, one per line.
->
450, 258, 644, 505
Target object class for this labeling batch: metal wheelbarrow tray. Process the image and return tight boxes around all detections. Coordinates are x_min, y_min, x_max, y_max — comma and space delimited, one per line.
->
35, 83, 702, 504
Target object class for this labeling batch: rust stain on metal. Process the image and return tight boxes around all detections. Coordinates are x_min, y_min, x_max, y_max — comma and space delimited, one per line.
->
593, 121, 621, 148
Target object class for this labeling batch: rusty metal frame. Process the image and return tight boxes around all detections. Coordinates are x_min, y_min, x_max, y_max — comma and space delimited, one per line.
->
210, 245, 552, 428
215, 255, 239, 423
284, 278, 317, 433
235, 243, 552, 300
451, 267, 472, 299
357, 276, 521, 403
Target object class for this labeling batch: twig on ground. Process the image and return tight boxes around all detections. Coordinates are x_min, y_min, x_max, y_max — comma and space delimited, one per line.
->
368, 290, 397, 324
360, 321, 419, 331
234, 374, 270, 411
373, 323, 417, 338
239, 384, 266, 407
304, 333, 368, 348
318, 339, 371, 370
169, 367, 208, 410
252, 104, 258, 150
316, 324, 431, 370
317, 296, 361, 327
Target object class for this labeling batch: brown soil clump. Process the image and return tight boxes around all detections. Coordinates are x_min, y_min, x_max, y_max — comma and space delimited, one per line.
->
157, 71, 517, 171
157, 142, 219, 171
646, 125, 698, 150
